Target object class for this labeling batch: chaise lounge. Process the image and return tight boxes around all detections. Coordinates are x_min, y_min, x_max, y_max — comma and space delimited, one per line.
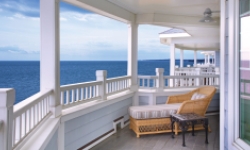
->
129, 86, 216, 137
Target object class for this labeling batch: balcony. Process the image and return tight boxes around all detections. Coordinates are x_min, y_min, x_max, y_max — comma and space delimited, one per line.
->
0, 68, 220, 150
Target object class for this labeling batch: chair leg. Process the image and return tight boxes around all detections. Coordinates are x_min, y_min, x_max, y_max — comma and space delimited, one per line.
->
175, 122, 178, 135
136, 134, 140, 138
208, 126, 212, 132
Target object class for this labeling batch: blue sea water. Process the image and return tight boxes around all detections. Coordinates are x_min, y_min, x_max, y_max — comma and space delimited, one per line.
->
0, 60, 199, 104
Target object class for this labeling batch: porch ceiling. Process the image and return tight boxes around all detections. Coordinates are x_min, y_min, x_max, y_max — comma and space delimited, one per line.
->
64, 0, 220, 51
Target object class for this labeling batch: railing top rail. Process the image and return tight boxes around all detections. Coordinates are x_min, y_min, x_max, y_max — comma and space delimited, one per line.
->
138, 75, 157, 79
164, 75, 219, 79
106, 75, 131, 81
13, 89, 53, 115
60, 81, 102, 91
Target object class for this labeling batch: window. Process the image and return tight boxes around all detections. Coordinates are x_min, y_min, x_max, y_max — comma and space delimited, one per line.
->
239, 0, 250, 144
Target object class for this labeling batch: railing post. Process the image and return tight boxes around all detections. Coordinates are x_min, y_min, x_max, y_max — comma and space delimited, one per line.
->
215, 67, 220, 85
96, 70, 107, 100
195, 68, 201, 86
155, 68, 164, 91
0, 88, 15, 150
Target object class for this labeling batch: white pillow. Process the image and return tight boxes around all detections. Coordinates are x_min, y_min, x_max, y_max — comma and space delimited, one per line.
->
191, 92, 206, 100
191, 92, 199, 100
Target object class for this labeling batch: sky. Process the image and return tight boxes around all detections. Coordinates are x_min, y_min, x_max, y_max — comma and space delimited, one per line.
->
0, 0, 204, 61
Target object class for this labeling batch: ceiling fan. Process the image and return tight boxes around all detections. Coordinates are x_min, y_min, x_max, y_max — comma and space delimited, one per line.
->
200, 8, 220, 23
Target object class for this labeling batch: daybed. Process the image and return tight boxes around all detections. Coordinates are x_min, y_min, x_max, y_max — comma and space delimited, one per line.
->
129, 86, 216, 137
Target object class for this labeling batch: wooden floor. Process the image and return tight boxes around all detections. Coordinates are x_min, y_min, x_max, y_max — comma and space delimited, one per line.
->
91, 115, 219, 150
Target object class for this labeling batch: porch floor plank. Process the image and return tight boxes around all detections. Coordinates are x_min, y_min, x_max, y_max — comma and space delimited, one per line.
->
91, 115, 219, 150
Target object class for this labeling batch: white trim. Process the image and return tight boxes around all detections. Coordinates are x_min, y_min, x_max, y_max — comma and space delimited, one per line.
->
82, 117, 129, 150
220, 0, 225, 149
159, 33, 191, 38
234, 0, 250, 149
16, 117, 60, 150
234, 0, 240, 146
61, 90, 134, 122
227, 0, 237, 149
58, 122, 65, 150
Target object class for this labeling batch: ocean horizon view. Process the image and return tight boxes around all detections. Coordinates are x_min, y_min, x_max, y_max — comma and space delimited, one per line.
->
0, 60, 203, 104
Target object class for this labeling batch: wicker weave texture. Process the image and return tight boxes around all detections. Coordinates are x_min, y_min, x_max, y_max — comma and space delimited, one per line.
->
130, 86, 216, 137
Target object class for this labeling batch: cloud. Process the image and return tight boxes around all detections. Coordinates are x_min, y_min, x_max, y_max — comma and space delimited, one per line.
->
0, 46, 28, 54
0, 0, 40, 18
60, 17, 67, 21
0, 0, 92, 19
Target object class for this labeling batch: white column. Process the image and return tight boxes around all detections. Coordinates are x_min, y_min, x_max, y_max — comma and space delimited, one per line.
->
170, 43, 175, 87
96, 70, 107, 100
127, 22, 138, 91
40, 0, 61, 117
208, 54, 210, 64
0, 89, 15, 150
204, 54, 207, 64
170, 43, 176, 76
180, 49, 184, 67
155, 68, 164, 91
194, 51, 197, 67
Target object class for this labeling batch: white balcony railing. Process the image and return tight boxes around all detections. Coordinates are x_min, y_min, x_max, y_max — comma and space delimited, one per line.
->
106, 76, 131, 96
138, 75, 157, 88
138, 68, 220, 90
164, 75, 219, 88
60, 71, 132, 108
60, 81, 102, 108
175, 67, 219, 76
12, 89, 53, 148
0, 68, 220, 149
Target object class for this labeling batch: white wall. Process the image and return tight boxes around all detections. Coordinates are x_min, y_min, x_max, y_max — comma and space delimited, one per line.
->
64, 97, 132, 150
44, 130, 58, 150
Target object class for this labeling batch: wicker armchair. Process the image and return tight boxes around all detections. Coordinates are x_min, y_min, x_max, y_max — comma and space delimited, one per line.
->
129, 86, 216, 137
167, 86, 216, 135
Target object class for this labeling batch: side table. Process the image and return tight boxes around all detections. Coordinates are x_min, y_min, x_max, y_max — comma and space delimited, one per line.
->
170, 113, 209, 147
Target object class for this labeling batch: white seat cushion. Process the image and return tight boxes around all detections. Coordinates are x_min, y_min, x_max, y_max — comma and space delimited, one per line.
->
191, 92, 206, 100
129, 103, 181, 119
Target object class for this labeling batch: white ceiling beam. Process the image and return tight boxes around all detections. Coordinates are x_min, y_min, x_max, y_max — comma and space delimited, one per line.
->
137, 13, 220, 28
62, 0, 135, 23
171, 36, 219, 44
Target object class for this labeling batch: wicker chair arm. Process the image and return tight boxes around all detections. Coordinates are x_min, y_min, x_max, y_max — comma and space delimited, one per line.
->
177, 99, 210, 116
166, 92, 193, 104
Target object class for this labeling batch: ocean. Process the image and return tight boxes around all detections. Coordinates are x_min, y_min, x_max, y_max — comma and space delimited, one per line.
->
0, 60, 200, 104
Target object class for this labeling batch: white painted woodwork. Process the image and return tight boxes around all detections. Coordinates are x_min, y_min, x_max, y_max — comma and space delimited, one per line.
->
180, 49, 184, 67
64, 98, 132, 150
12, 89, 53, 148
108, 0, 220, 17
96, 70, 107, 100
170, 43, 176, 76
106, 76, 132, 96
60, 81, 102, 108
137, 76, 157, 88
63, 0, 135, 23
138, 68, 219, 89
155, 68, 164, 91
194, 51, 197, 67
127, 22, 138, 91
0, 89, 15, 150
40, 0, 61, 118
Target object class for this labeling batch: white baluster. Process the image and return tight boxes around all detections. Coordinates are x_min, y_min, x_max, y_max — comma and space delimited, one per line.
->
66, 90, 69, 105
76, 88, 79, 102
